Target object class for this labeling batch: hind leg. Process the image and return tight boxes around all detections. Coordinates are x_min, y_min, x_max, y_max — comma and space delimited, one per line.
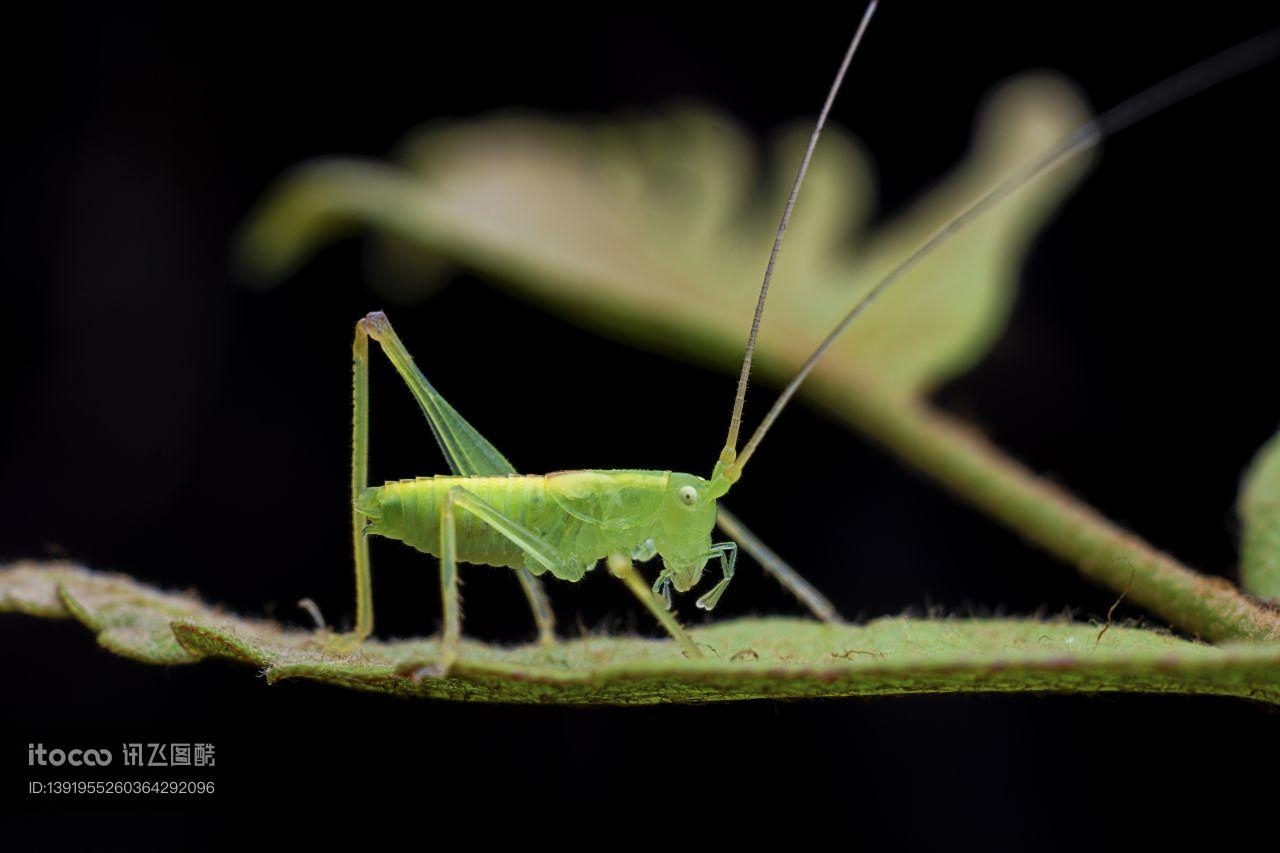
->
357, 311, 556, 646
324, 317, 376, 653
409, 486, 572, 679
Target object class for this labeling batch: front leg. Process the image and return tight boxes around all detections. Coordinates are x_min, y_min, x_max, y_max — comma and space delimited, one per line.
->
694, 541, 737, 612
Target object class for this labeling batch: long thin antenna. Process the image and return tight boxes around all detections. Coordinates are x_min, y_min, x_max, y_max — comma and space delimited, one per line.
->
721, 0, 878, 464
726, 25, 1280, 480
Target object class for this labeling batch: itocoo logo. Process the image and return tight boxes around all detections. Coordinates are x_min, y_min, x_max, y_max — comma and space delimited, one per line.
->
28, 744, 113, 766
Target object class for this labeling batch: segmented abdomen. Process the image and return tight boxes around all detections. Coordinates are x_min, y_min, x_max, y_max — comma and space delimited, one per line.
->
360, 475, 542, 569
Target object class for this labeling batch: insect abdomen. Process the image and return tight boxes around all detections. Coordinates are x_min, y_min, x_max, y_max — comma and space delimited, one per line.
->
359, 475, 550, 570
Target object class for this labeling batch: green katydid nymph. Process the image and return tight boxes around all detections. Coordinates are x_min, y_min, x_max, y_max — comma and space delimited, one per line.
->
331, 5, 880, 676
326, 4, 1279, 678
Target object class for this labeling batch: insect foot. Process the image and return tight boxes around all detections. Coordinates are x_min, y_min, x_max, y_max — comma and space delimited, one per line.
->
323, 631, 368, 655
398, 649, 458, 682
695, 579, 731, 611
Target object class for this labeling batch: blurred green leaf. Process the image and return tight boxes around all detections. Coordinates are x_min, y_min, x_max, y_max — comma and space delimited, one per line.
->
239, 75, 1091, 399
1241, 430, 1280, 602
6, 562, 1280, 704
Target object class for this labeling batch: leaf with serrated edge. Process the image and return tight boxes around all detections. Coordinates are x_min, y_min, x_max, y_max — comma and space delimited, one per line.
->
5, 562, 1280, 704
1241, 430, 1280, 602
238, 76, 1090, 400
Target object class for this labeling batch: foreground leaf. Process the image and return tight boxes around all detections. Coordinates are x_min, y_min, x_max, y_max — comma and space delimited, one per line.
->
5, 562, 1279, 705
239, 75, 1090, 400
1241, 430, 1280, 602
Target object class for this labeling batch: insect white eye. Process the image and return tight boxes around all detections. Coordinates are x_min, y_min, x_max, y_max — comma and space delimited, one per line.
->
678, 485, 698, 506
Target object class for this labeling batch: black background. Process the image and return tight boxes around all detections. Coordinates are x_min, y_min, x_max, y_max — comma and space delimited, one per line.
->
3, 1, 1279, 834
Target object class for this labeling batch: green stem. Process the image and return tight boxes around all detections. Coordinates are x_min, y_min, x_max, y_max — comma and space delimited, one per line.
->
810, 373, 1280, 643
